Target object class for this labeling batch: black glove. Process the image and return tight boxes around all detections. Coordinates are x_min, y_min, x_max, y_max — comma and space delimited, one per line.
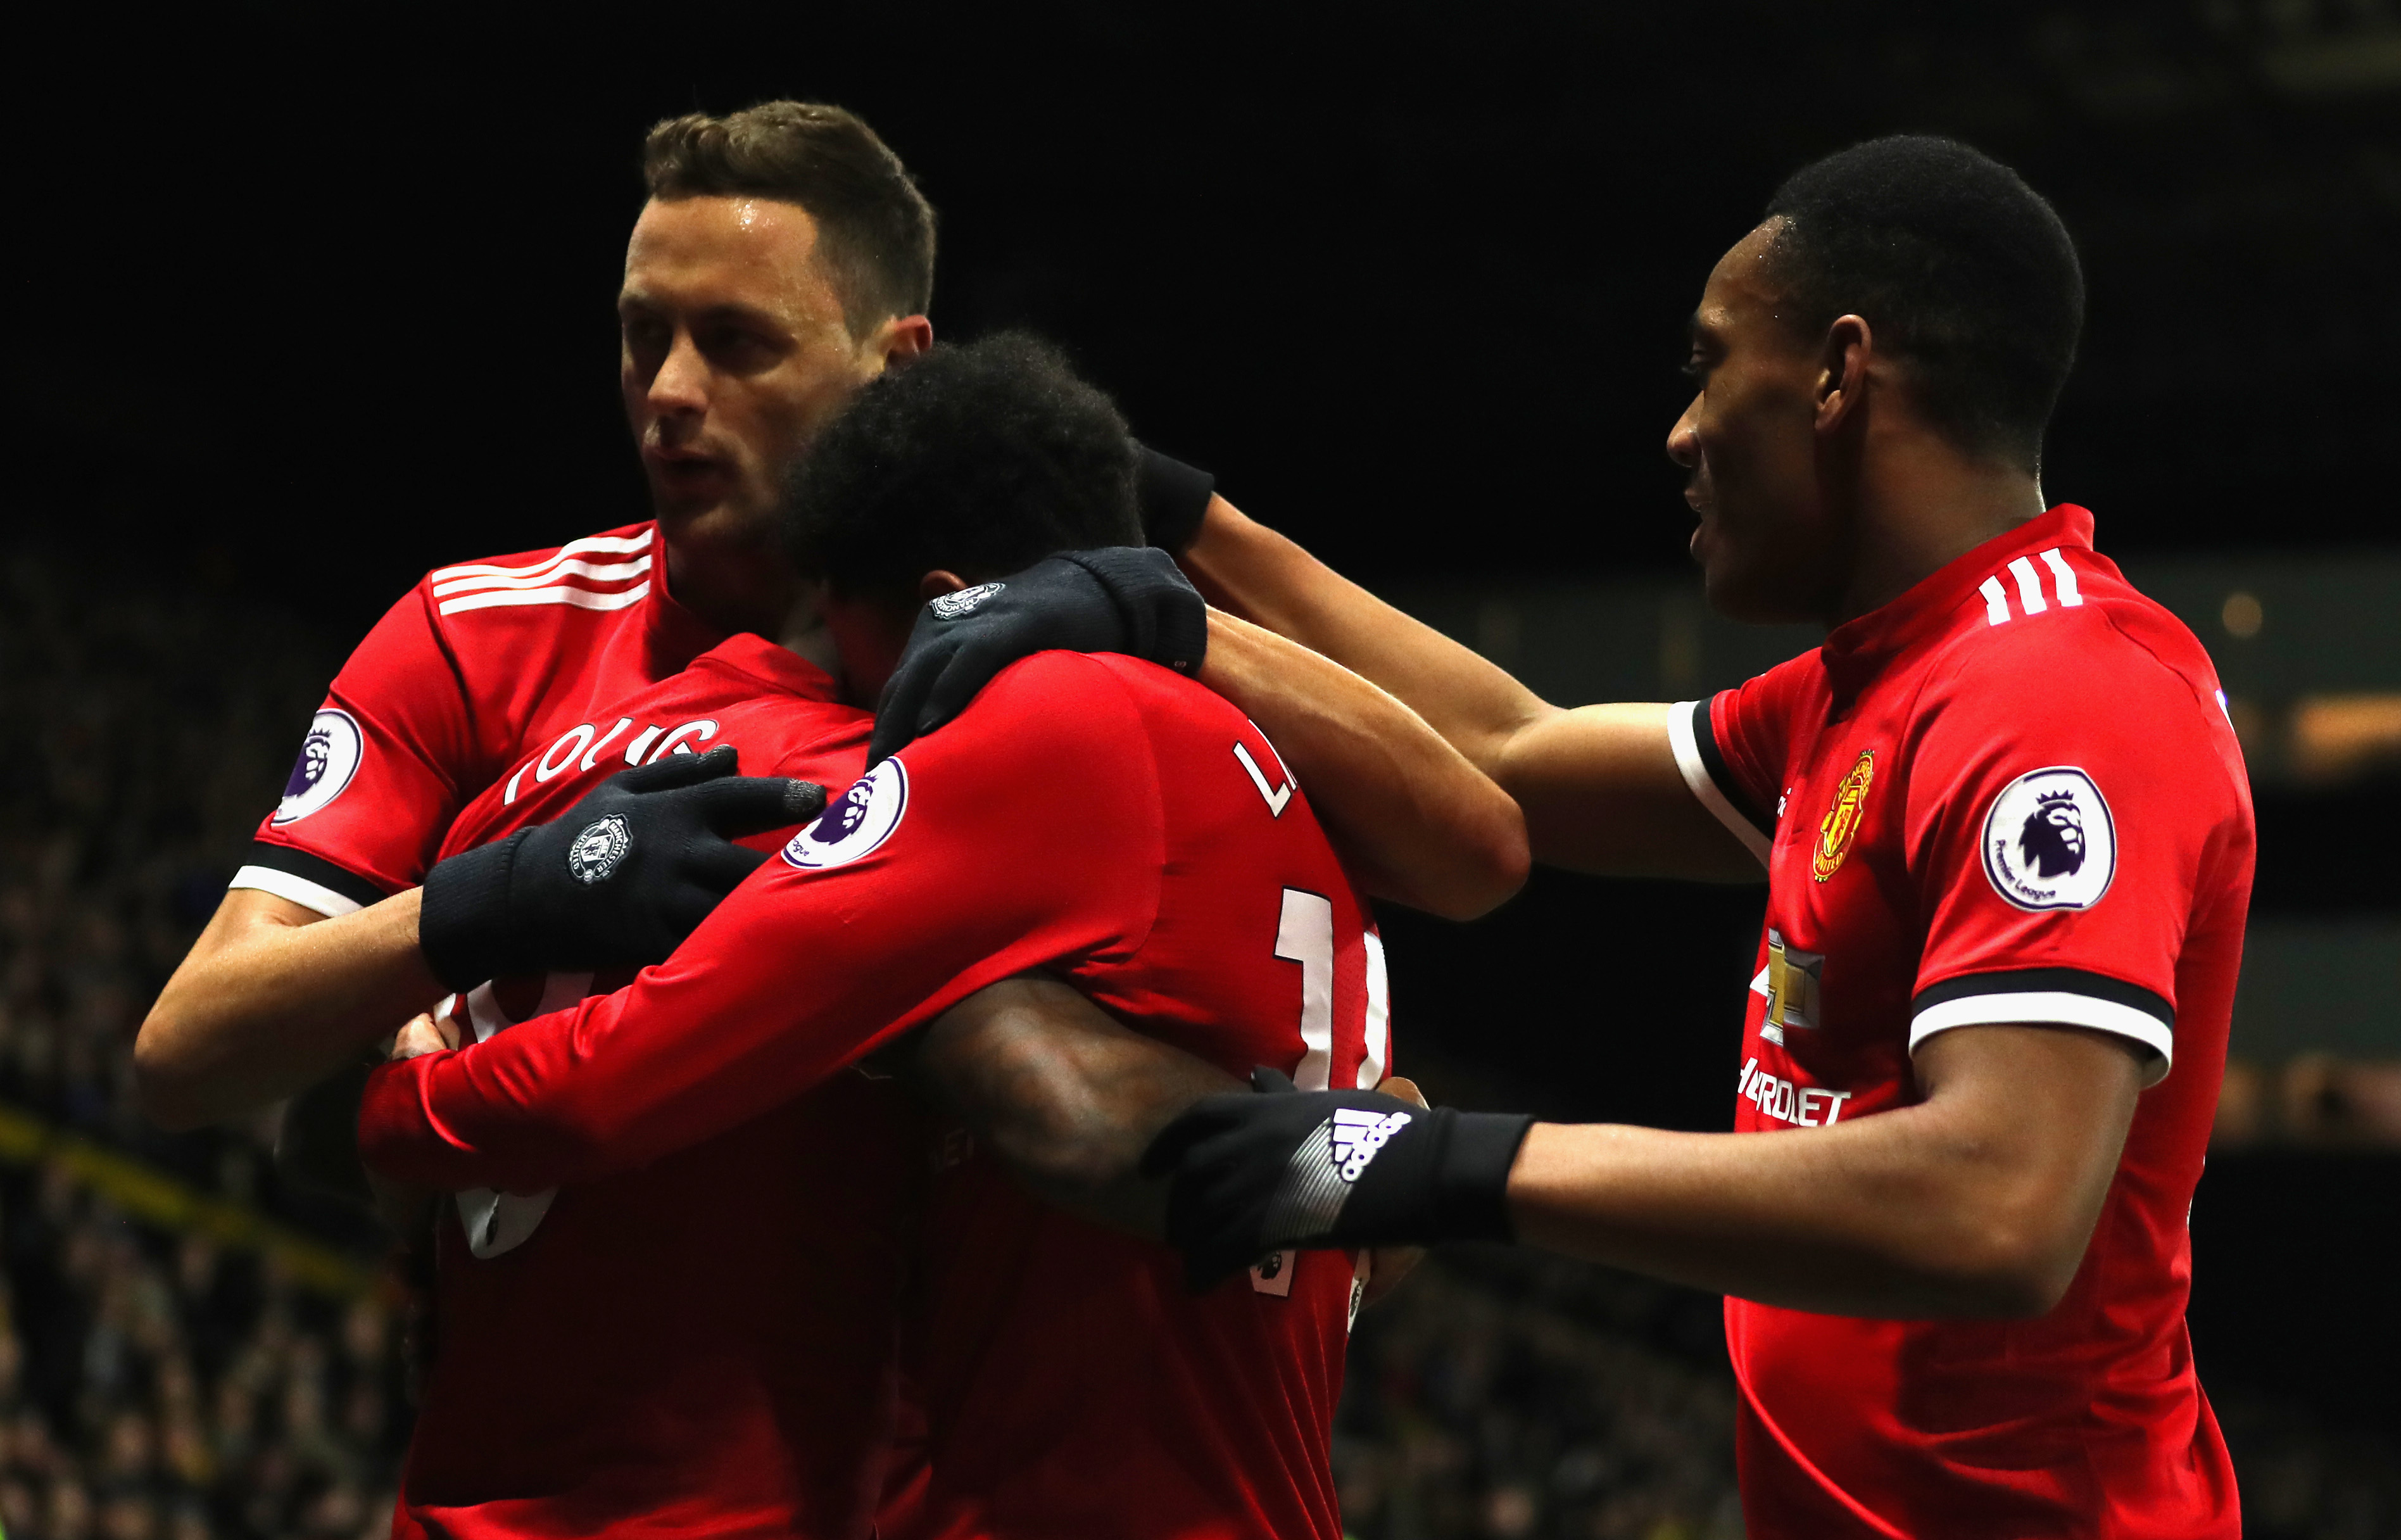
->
418, 744, 824, 991
1143, 1067, 1534, 1291
867, 548, 1207, 765
1135, 444, 1216, 553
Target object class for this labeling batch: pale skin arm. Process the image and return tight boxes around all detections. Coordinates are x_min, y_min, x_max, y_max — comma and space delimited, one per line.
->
1199, 610, 1528, 919
1504, 1024, 2146, 1318
1181, 498, 1758, 881
137, 888, 448, 1132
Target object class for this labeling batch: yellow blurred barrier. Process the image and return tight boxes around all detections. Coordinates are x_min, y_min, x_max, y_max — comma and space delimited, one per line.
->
0, 1101, 379, 1299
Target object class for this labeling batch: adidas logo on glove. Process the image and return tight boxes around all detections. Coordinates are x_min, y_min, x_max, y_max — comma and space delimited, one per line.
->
1329, 1108, 1413, 1182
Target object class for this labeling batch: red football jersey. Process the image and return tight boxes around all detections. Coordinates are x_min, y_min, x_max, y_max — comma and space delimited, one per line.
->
234, 522, 723, 915
1670, 506, 2248, 1537
362, 651, 1390, 1540
395, 635, 910, 1539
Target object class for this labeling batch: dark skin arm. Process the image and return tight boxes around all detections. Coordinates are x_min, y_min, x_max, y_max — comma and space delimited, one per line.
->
1182, 498, 1758, 882
905, 976, 1242, 1237
906, 975, 1428, 1303
1506, 1025, 2146, 1318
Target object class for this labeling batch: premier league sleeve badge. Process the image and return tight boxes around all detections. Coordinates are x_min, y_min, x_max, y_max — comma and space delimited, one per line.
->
272, 709, 364, 825
1981, 766, 2117, 911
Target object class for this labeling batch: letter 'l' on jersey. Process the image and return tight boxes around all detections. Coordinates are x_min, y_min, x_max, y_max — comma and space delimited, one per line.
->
1673, 506, 2250, 1538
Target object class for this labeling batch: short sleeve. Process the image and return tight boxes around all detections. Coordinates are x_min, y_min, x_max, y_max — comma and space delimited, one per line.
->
356, 653, 1166, 1192
235, 586, 477, 914
1903, 632, 2240, 1084
1670, 655, 1815, 867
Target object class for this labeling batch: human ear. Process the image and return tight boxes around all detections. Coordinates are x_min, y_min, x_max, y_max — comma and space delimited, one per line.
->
917, 569, 969, 602
871, 314, 935, 373
1816, 315, 1873, 434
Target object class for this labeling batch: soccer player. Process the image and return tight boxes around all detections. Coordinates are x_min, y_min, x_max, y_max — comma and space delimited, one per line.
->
358, 334, 1484, 1540
893, 138, 2253, 1537
135, 102, 943, 1132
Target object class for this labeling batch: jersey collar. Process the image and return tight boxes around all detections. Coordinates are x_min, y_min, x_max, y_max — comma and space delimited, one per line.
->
1819, 504, 2095, 686
641, 521, 731, 671
690, 632, 846, 702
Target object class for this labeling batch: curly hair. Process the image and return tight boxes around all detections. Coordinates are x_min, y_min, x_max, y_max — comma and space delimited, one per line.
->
1761, 136, 2084, 471
784, 334, 1140, 605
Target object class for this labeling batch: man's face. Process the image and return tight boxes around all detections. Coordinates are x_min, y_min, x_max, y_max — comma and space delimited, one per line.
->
619, 196, 887, 548
1665, 220, 1844, 624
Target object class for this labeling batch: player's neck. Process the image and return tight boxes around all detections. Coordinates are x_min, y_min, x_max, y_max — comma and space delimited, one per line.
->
1827, 443, 2048, 629
661, 523, 798, 640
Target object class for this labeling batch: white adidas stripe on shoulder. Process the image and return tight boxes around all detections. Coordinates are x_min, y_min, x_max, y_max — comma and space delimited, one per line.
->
439, 581, 653, 617
432, 555, 652, 598
1977, 546, 2084, 628
429, 529, 653, 586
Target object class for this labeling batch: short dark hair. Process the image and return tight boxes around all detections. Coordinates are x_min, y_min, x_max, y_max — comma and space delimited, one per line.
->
785, 333, 1141, 605
644, 101, 937, 334
1761, 135, 2084, 469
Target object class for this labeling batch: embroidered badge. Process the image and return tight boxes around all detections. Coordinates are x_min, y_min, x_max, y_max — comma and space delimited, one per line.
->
1813, 750, 1875, 882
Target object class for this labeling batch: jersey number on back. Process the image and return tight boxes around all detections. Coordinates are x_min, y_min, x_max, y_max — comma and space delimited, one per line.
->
1273, 888, 1389, 1091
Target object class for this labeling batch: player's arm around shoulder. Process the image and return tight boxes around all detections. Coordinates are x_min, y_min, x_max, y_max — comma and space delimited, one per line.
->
1199, 611, 1528, 918
1183, 497, 1757, 885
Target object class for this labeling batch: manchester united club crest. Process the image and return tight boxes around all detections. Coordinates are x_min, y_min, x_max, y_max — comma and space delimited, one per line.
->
1981, 765, 2116, 911
1813, 750, 1875, 881
565, 814, 633, 884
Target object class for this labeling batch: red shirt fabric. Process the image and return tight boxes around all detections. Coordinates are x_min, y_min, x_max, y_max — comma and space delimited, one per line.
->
235, 522, 722, 914
1669, 506, 2249, 1537
398, 635, 909, 1539
362, 651, 1386, 1540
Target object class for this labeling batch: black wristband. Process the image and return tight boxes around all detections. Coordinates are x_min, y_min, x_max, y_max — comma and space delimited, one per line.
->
417, 831, 524, 992
1135, 444, 1216, 554
1433, 1110, 1536, 1243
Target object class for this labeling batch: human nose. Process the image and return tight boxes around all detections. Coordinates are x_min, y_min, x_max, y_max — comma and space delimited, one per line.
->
1666, 394, 1702, 469
648, 330, 710, 417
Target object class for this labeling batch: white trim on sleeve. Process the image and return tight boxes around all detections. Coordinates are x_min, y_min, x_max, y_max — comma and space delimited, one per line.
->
229, 864, 365, 919
1667, 700, 1772, 868
1910, 990, 2172, 1086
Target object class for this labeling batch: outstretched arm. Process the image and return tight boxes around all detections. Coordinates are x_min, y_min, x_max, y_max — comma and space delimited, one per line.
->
1156, 1023, 2144, 1316
1182, 498, 1758, 881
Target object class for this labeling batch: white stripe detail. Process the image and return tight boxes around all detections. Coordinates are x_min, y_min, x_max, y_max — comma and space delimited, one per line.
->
2038, 547, 2083, 607
2008, 557, 2048, 615
1358, 931, 1390, 1090
439, 581, 653, 616
432, 555, 652, 598
229, 864, 364, 919
1667, 702, 1771, 868
429, 531, 652, 584
1979, 576, 2012, 626
1911, 991, 2172, 1085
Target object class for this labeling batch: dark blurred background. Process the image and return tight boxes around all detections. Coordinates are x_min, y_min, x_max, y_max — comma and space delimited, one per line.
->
7, 4, 2398, 1536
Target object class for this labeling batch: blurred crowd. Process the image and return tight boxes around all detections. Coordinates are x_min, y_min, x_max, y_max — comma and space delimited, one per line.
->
0, 547, 2393, 1539
1338, 1251, 1740, 1540
0, 552, 403, 1537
